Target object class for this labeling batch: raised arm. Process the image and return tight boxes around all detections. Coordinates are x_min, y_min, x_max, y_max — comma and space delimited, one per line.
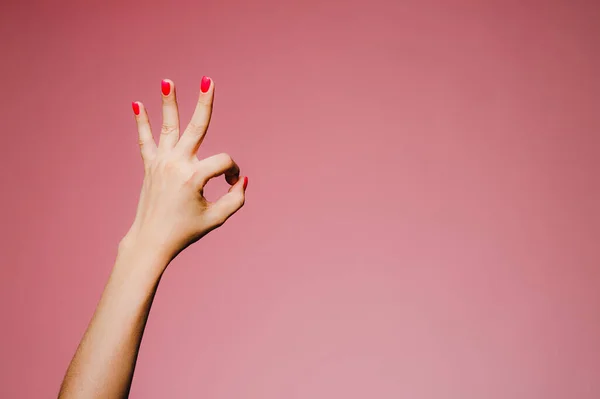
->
58, 77, 248, 398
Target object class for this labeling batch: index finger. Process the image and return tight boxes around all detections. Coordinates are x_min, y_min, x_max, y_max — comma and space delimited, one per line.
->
193, 152, 240, 188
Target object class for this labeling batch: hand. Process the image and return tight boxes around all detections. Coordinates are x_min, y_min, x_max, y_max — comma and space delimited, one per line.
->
121, 77, 247, 266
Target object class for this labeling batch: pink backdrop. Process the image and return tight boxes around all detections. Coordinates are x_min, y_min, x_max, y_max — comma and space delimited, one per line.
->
1, 0, 599, 397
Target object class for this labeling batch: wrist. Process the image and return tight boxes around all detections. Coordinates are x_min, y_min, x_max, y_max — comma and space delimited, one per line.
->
119, 229, 175, 262
115, 238, 172, 281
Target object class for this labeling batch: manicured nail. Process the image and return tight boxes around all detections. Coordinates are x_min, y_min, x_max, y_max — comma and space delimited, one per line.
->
132, 102, 140, 115
161, 80, 171, 96
243, 176, 248, 190
200, 76, 211, 93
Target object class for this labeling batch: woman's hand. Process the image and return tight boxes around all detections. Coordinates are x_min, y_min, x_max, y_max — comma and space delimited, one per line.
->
121, 77, 248, 267
59, 77, 246, 399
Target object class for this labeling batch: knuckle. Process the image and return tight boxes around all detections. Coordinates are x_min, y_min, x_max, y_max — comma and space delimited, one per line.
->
209, 210, 227, 228
155, 158, 176, 173
187, 121, 208, 136
218, 152, 233, 165
215, 218, 227, 228
191, 169, 206, 186
160, 123, 178, 136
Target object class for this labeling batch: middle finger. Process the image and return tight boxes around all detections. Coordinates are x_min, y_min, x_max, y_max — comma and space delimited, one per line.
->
158, 79, 180, 152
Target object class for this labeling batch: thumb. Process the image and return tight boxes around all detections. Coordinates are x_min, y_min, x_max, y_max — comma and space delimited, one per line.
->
207, 176, 248, 227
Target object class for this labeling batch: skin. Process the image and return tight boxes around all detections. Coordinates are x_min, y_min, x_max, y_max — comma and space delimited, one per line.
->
58, 77, 247, 398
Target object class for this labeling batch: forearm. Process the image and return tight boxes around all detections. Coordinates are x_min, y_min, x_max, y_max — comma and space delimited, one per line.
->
58, 244, 168, 398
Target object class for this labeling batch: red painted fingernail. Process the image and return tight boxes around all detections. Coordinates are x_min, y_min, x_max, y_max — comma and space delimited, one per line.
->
132, 102, 140, 115
200, 76, 211, 93
161, 80, 171, 96
243, 176, 248, 190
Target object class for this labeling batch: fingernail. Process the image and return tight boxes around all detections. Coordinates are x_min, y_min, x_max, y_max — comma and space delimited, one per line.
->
200, 76, 211, 93
161, 80, 171, 96
132, 102, 140, 115
243, 176, 248, 190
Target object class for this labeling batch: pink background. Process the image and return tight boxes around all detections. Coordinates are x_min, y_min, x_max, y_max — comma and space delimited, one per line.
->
1, 0, 599, 397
